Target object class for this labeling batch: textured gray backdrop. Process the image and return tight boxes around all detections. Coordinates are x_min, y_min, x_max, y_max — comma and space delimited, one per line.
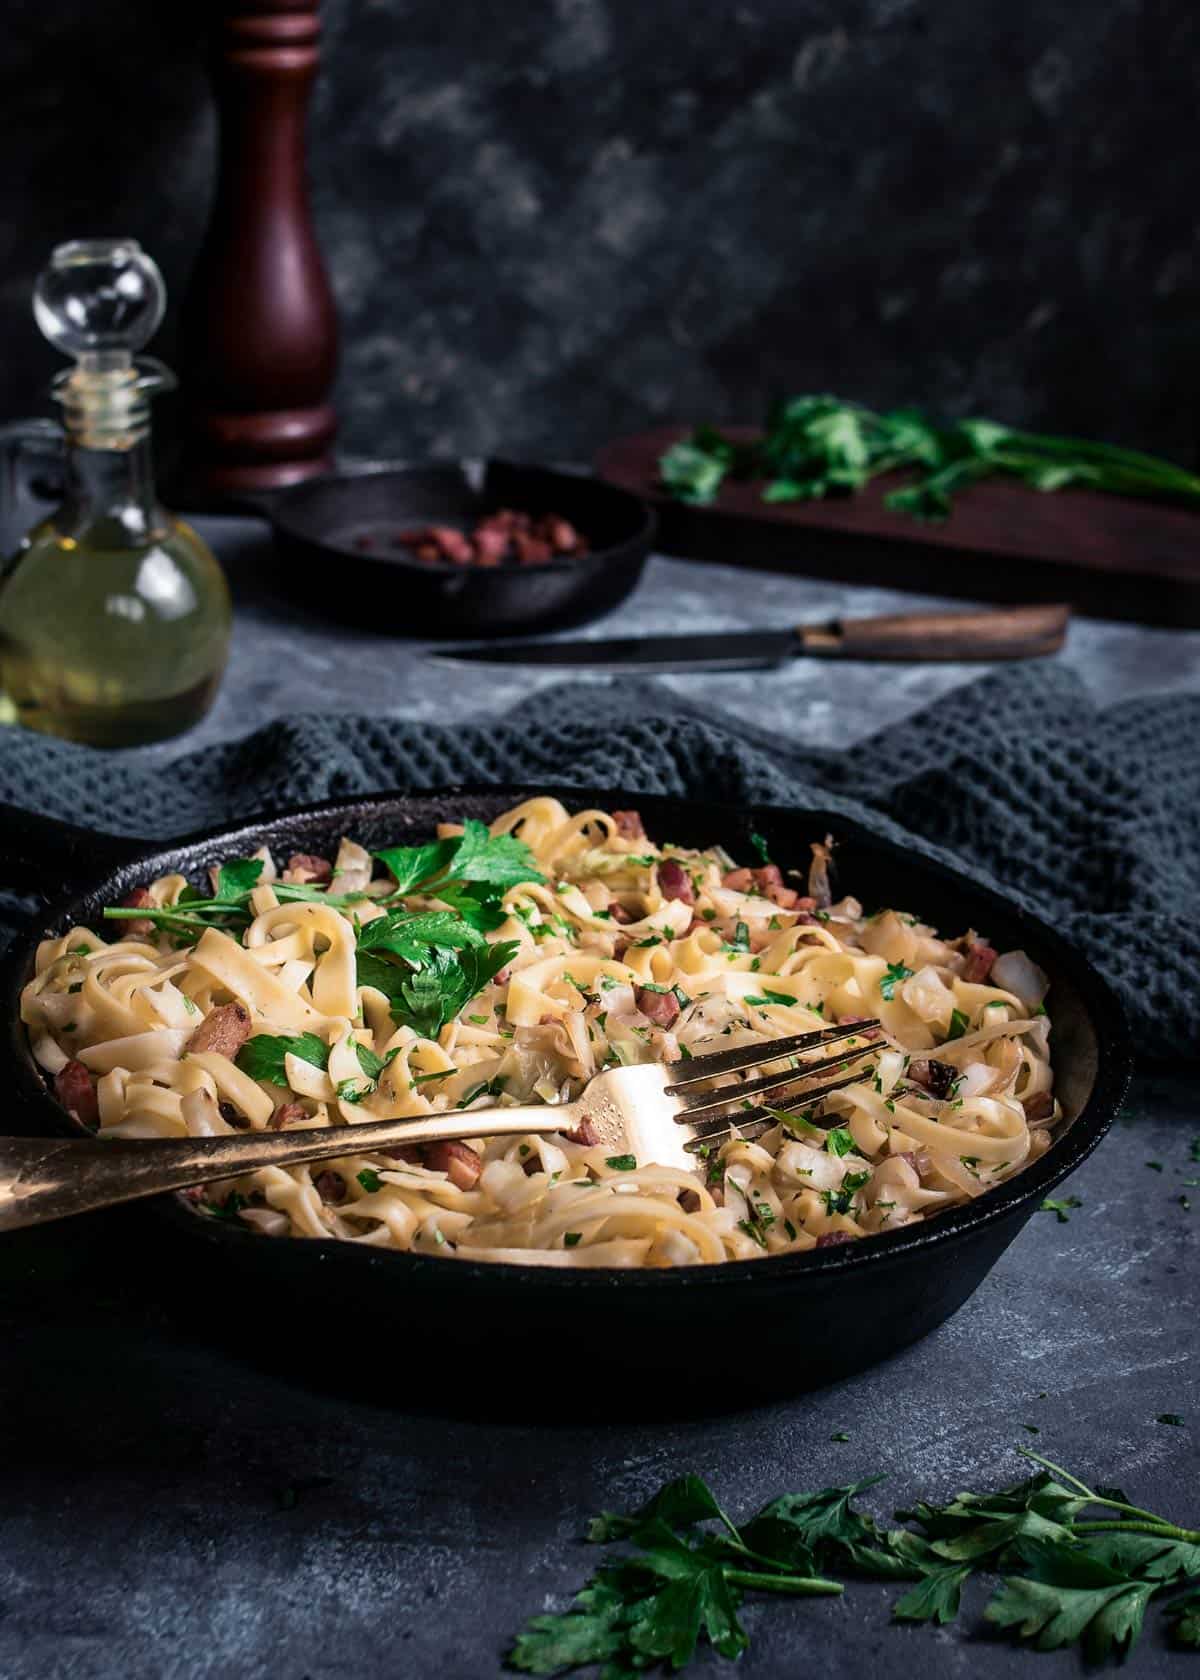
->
3, 0, 1198, 463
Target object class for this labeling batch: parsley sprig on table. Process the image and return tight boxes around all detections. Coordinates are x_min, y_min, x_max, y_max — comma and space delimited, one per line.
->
659, 394, 1200, 522
509, 1449, 1200, 1673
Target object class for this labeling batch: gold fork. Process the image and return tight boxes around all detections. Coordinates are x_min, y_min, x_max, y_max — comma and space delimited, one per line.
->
0, 1020, 880, 1232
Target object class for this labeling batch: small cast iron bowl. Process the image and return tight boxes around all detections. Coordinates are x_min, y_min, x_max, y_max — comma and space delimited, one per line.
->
240, 459, 656, 637
0, 787, 1129, 1404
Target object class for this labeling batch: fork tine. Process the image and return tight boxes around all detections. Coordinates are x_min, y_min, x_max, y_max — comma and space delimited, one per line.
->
665, 1020, 879, 1088
682, 1070, 867, 1151
673, 1039, 880, 1124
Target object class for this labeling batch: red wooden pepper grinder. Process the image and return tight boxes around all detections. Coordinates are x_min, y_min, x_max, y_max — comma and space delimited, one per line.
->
179, 0, 338, 496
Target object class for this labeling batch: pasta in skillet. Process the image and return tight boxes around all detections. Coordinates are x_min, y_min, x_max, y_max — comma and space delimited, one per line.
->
23, 799, 1057, 1267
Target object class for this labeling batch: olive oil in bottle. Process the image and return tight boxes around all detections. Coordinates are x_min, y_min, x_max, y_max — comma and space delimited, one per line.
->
0, 240, 231, 746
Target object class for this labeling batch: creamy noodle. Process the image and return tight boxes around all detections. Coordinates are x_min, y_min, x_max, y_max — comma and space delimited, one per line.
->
24, 800, 1057, 1266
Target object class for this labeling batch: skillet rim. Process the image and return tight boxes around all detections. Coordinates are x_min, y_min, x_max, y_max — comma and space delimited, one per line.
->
5, 783, 1131, 1291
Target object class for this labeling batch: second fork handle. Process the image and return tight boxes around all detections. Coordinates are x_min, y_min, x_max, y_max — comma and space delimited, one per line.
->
0, 1106, 581, 1234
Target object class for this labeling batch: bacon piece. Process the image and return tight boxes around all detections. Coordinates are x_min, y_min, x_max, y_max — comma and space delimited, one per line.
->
53, 1059, 99, 1129
473, 526, 508, 566
271, 1100, 308, 1130
607, 901, 634, 925
722, 867, 755, 892
283, 852, 332, 884
119, 884, 156, 940
636, 986, 680, 1027
961, 940, 998, 983
657, 860, 694, 905
381, 1142, 425, 1164
542, 516, 582, 553
816, 1230, 855, 1247
563, 1118, 600, 1146
424, 1140, 482, 1189
677, 1188, 702, 1214
512, 531, 554, 565
429, 526, 474, 564
612, 809, 646, 841
1022, 1090, 1055, 1124
186, 1001, 252, 1059
908, 1058, 957, 1100
314, 1171, 346, 1204
837, 1014, 882, 1041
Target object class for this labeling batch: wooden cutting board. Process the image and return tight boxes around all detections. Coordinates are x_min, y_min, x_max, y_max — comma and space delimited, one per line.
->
595, 425, 1200, 626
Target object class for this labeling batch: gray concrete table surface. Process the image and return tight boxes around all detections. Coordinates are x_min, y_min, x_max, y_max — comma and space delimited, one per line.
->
1, 516, 1197, 1678
155, 515, 1200, 758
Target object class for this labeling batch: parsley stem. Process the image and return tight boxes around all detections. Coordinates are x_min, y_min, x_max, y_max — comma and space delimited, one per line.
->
1019, 1447, 1173, 1529
1072, 1519, 1200, 1542
722, 1569, 843, 1595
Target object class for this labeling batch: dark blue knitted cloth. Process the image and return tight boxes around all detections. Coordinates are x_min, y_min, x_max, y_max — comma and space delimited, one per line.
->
1, 663, 1195, 1057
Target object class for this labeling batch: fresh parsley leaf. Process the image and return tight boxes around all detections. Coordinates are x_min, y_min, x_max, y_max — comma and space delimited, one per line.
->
879, 961, 912, 1002
605, 1154, 637, 1172
749, 831, 771, 864
449, 819, 546, 891
893, 1562, 973, 1624
215, 857, 264, 900
985, 1539, 1157, 1662
373, 837, 460, 895
589, 1475, 738, 1545
824, 1126, 857, 1157
358, 908, 484, 962
946, 1008, 969, 1040
236, 1031, 329, 1086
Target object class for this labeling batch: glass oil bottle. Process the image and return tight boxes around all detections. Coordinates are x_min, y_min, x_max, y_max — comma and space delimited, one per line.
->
0, 240, 231, 746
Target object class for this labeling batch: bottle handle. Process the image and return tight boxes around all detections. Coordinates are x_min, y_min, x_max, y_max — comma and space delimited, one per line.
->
0, 419, 64, 559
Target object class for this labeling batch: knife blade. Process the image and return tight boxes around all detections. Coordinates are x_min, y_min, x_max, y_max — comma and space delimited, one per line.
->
431, 604, 1070, 673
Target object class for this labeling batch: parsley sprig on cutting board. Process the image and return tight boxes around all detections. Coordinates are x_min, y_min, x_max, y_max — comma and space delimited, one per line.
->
509, 1448, 1200, 1673
659, 394, 1200, 521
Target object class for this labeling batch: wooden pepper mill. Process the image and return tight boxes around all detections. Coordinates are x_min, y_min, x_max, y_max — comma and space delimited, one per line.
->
179, 0, 338, 496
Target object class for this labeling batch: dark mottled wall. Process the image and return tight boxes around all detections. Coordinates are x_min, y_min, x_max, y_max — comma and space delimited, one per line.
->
2, 0, 1197, 464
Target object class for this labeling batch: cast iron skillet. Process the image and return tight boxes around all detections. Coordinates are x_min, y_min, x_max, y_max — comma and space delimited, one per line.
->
0, 788, 1129, 1402
236, 459, 656, 637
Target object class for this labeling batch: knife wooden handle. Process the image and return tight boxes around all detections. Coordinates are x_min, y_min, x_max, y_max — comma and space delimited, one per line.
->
797, 603, 1070, 662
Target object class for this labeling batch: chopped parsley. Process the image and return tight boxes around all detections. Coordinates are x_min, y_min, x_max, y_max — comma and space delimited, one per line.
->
457, 1076, 506, 1108
946, 1008, 969, 1040
749, 831, 771, 864
564, 1232, 582, 1248
879, 962, 912, 1002
824, 1127, 857, 1157
821, 1169, 871, 1216
356, 1168, 383, 1193
1039, 1195, 1082, 1222
605, 1154, 637, 1172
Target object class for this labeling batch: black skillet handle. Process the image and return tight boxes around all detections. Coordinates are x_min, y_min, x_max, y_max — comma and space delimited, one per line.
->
0, 806, 149, 906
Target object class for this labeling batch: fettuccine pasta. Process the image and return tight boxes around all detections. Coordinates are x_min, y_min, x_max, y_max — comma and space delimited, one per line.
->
24, 800, 1057, 1267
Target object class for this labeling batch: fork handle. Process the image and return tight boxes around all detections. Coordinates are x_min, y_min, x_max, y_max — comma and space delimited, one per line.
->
0, 1106, 580, 1233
